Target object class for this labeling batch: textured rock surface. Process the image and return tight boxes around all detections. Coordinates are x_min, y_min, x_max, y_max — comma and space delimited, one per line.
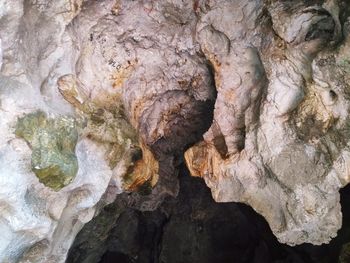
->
67, 172, 282, 263
186, 0, 350, 245
1, 0, 350, 262
0, 1, 158, 262
67, 171, 350, 263
15, 111, 79, 191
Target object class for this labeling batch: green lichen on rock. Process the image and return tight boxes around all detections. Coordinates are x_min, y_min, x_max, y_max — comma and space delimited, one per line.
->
56, 74, 158, 191
15, 111, 78, 191
84, 106, 139, 168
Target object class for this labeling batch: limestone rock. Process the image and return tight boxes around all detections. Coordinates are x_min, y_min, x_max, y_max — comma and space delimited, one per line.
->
186, 0, 350, 245
1, 0, 350, 262
15, 111, 79, 191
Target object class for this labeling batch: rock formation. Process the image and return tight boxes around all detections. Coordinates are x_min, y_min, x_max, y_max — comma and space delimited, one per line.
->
0, 0, 350, 262
67, 170, 350, 263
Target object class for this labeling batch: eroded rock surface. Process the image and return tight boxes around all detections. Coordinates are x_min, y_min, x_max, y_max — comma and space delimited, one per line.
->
15, 111, 79, 191
67, 172, 350, 263
186, 0, 350, 245
1, 0, 350, 262
67, 171, 284, 263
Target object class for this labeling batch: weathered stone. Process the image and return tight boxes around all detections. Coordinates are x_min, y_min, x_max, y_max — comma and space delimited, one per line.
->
57, 73, 159, 191
185, 0, 350, 245
70, 169, 350, 263
15, 111, 78, 191
1, 0, 350, 261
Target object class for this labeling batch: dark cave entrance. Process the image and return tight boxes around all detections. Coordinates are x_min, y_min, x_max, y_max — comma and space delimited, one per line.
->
68, 167, 350, 263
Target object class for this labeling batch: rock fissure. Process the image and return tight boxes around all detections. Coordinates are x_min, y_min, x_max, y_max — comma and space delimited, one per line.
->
1, 0, 350, 262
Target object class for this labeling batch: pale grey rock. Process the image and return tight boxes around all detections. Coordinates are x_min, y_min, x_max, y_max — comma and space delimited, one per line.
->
0, 1, 124, 262
186, 0, 350, 246
0, 0, 350, 262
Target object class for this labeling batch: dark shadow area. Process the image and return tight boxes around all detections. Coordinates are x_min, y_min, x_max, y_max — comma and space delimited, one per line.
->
67, 165, 350, 263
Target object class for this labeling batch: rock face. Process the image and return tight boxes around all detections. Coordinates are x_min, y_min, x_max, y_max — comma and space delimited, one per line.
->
0, 0, 350, 262
66, 172, 350, 263
15, 111, 79, 191
185, 0, 350, 245
67, 171, 290, 263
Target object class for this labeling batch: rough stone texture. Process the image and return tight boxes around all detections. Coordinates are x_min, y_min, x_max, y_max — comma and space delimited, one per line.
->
1, 0, 350, 262
186, 0, 350, 245
67, 172, 279, 263
15, 111, 79, 191
0, 1, 160, 262
67, 171, 350, 263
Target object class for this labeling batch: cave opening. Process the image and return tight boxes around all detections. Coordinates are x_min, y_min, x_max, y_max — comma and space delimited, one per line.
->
2, 0, 350, 262
67, 167, 350, 263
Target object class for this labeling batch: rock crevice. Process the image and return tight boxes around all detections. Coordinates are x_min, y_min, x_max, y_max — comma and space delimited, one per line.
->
1, 0, 350, 262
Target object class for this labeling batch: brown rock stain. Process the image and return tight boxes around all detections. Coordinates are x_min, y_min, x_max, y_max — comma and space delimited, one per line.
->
185, 141, 209, 177
294, 87, 335, 142
112, 0, 121, 15
123, 142, 159, 191
112, 59, 138, 89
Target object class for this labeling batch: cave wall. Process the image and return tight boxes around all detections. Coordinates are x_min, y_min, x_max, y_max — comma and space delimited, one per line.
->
0, 0, 350, 262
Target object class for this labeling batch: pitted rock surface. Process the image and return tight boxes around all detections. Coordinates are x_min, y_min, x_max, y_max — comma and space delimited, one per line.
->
0, 0, 350, 262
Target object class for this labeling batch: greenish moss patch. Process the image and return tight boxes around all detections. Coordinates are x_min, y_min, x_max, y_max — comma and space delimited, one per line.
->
15, 111, 78, 191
